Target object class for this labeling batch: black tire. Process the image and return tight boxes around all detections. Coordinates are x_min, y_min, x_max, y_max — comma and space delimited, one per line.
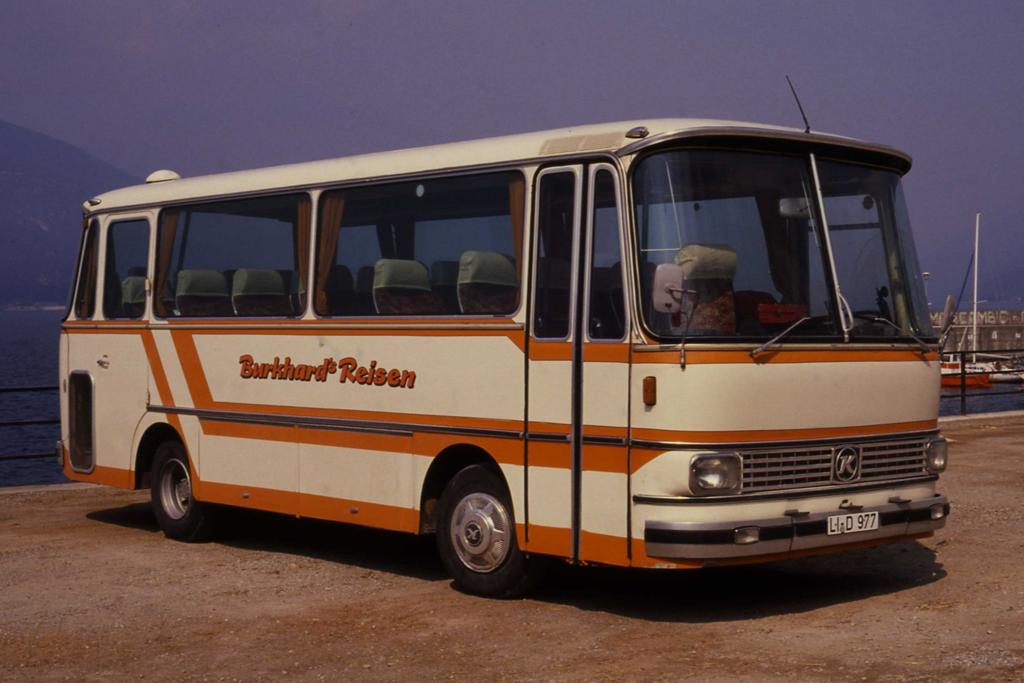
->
436, 464, 543, 597
150, 441, 211, 542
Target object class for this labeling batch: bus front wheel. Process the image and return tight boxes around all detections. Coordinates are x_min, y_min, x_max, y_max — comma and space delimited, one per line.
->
150, 441, 211, 542
436, 464, 541, 597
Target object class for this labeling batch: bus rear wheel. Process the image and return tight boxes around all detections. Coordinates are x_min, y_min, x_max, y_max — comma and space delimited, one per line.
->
150, 441, 211, 542
436, 464, 541, 597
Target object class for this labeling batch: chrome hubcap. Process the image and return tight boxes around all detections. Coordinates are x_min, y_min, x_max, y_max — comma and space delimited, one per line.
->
449, 492, 510, 573
159, 458, 191, 520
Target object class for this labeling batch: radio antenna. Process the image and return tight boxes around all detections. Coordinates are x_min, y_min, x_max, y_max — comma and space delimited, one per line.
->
786, 75, 811, 134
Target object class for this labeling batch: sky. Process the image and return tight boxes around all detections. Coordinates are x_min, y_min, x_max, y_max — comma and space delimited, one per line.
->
2, 0, 1022, 304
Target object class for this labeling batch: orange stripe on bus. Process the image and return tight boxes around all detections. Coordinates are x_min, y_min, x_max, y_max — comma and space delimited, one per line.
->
583, 344, 630, 363
196, 480, 420, 532
523, 523, 571, 557
63, 464, 133, 488
140, 330, 183, 434
632, 348, 938, 364
628, 418, 939, 471
529, 343, 630, 363
527, 440, 571, 469
528, 342, 572, 361
169, 330, 214, 406
412, 432, 523, 465
299, 490, 419, 533
579, 530, 630, 566
581, 443, 628, 474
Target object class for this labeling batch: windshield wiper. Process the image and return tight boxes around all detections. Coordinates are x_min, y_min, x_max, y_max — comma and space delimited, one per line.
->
749, 316, 813, 358
849, 314, 932, 353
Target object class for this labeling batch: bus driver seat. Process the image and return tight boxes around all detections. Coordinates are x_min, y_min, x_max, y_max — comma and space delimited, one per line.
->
675, 243, 737, 335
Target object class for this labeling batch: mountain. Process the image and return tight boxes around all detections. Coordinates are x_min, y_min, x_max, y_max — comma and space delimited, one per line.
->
0, 120, 138, 307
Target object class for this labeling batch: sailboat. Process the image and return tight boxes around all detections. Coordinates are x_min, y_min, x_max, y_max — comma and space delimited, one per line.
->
940, 213, 993, 387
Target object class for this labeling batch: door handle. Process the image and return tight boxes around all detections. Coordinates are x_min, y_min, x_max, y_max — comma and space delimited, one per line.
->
97, 356, 110, 369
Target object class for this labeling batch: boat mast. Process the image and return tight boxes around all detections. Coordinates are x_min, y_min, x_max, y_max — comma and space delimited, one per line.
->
972, 212, 981, 363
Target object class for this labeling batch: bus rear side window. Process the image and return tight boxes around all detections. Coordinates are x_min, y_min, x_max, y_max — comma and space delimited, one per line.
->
73, 220, 99, 319
154, 194, 311, 318
103, 219, 150, 319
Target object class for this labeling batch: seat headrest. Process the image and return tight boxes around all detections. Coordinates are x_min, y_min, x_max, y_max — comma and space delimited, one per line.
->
458, 251, 516, 288
373, 259, 431, 292
232, 269, 287, 297
675, 244, 737, 280
121, 276, 147, 304
176, 269, 228, 297
328, 265, 354, 292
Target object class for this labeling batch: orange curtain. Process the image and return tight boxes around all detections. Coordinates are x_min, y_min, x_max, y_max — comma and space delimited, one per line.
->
295, 197, 312, 308
508, 175, 525, 277
153, 210, 179, 317
315, 193, 345, 314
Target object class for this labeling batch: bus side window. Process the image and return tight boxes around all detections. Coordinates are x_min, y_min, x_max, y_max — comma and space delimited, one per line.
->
314, 172, 524, 318
103, 219, 150, 319
533, 172, 576, 339
587, 169, 625, 340
72, 220, 100, 319
153, 194, 311, 318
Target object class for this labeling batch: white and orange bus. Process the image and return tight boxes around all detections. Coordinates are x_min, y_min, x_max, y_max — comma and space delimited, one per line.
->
59, 119, 949, 596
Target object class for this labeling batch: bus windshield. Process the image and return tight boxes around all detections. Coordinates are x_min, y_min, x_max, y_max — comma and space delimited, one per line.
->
816, 160, 934, 339
632, 148, 933, 342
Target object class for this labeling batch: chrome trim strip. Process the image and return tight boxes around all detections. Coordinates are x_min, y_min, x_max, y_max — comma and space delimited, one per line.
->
149, 405, 522, 440
629, 428, 939, 452
526, 432, 570, 443
151, 321, 526, 331
64, 321, 525, 331
643, 494, 947, 560
632, 475, 938, 505
582, 435, 628, 446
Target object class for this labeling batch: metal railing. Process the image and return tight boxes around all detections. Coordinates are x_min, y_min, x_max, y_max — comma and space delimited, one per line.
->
940, 348, 1024, 416
0, 385, 59, 461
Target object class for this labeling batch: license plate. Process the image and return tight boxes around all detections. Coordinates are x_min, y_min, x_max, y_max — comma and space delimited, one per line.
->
827, 511, 879, 536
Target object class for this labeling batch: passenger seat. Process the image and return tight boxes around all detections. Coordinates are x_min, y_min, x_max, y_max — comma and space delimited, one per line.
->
372, 259, 444, 315
457, 251, 518, 314
232, 268, 293, 316
175, 269, 233, 317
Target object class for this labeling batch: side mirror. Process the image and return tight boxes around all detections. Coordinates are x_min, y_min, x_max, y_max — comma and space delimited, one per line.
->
652, 263, 685, 314
939, 294, 957, 350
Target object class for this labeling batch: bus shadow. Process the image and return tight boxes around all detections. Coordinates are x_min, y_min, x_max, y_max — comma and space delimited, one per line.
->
534, 542, 946, 622
87, 502, 945, 621
86, 502, 447, 582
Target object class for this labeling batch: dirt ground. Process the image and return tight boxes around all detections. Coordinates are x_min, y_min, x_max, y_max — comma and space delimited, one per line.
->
1, 415, 1023, 682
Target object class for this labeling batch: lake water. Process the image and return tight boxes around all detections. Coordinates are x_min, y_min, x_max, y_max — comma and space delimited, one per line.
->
0, 309, 65, 487
0, 309, 1019, 487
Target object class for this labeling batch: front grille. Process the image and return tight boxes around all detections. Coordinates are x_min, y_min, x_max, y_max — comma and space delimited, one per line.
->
740, 436, 929, 493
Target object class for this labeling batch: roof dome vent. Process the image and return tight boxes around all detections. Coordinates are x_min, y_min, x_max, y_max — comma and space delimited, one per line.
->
145, 169, 181, 183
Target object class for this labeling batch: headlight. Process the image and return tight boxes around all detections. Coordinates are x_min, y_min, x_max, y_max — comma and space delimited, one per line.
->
689, 453, 742, 495
925, 437, 948, 473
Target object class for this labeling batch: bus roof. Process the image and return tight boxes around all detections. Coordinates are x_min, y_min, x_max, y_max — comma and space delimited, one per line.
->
85, 118, 911, 213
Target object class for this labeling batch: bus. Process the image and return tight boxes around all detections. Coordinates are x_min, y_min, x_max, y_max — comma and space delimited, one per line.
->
59, 119, 950, 596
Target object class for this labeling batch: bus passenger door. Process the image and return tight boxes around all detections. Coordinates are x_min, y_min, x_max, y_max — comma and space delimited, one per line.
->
65, 215, 153, 484
526, 163, 631, 564
525, 166, 581, 558
577, 164, 631, 565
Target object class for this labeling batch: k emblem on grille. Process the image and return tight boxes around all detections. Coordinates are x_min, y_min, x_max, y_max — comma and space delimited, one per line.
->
832, 446, 861, 483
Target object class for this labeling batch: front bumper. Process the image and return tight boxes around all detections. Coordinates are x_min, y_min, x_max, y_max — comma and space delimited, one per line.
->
644, 493, 949, 560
